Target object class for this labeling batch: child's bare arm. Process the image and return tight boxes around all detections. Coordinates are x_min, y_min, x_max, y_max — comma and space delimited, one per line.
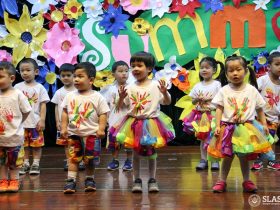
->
96, 113, 107, 139
54, 104, 60, 130
61, 108, 69, 139
214, 105, 223, 136
256, 108, 269, 135
36, 102, 47, 131
116, 85, 127, 110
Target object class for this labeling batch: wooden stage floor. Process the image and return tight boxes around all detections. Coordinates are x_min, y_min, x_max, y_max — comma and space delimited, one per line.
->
1, 146, 280, 210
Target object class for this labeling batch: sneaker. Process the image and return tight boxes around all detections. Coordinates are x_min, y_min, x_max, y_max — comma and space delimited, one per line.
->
7, 180, 20, 193
107, 159, 119, 171
251, 160, 263, 170
78, 161, 86, 171
63, 179, 76, 194
84, 177, 96, 192
213, 180, 227, 193
148, 178, 159, 193
29, 165, 40, 175
211, 162, 220, 171
196, 159, 208, 170
132, 178, 142, 193
122, 159, 133, 171
0, 180, 9, 193
267, 160, 280, 170
19, 164, 30, 175
243, 180, 257, 193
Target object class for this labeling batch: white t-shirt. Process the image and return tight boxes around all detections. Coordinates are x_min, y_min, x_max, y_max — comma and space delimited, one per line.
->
14, 82, 50, 128
212, 84, 266, 123
124, 80, 169, 119
51, 86, 75, 124
189, 80, 221, 111
257, 74, 280, 123
0, 89, 32, 147
61, 90, 110, 137
100, 82, 128, 127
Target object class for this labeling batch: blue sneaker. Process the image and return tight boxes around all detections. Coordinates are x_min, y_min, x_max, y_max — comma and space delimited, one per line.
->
107, 159, 119, 171
122, 159, 132, 171
84, 177, 96, 192
63, 179, 76, 194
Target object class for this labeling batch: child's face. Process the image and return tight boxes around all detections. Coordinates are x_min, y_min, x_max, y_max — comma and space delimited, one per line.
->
199, 61, 215, 80
19, 63, 38, 83
113, 65, 129, 85
226, 60, 246, 85
73, 68, 93, 91
0, 70, 15, 91
268, 57, 280, 77
131, 61, 151, 82
60, 71, 74, 86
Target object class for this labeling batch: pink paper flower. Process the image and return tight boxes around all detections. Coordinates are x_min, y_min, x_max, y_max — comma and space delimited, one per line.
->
120, 0, 150, 15
43, 22, 85, 67
0, 50, 12, 62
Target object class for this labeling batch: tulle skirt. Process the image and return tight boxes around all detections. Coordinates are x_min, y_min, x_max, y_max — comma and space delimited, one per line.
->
109, 113, 175, 156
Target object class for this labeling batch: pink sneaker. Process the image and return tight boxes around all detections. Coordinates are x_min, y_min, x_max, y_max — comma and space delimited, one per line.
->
251, 160, 263, 170
212, 181, 226, 193
267, 161, 280, 170
243, 180, 257, 193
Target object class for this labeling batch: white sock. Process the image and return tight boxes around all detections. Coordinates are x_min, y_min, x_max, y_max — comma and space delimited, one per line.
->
33, 159, 40, 166
68, 171, 77, 181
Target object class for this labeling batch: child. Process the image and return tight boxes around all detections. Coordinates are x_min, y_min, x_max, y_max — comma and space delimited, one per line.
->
0, 62, 31, 192
51, 63, 85, 171
61, 62, 110, 194
100, 61, 133, 171
15, 58, 50, 175
183, 57, 222, 170
251, 51, 280, 170
109, 52, 175, 193
208, 55, 272, 193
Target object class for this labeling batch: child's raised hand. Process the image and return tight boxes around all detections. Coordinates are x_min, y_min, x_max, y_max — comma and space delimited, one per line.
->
118, 85, 127, 99
158, 79, 167, 93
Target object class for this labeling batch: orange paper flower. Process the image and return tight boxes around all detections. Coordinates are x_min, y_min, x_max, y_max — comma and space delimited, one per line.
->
172, 68, 190, 91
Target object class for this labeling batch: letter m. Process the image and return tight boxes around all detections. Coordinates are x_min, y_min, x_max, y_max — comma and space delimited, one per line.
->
210, 4, 265, 48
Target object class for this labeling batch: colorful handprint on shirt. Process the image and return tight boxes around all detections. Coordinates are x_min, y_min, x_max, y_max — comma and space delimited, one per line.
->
69, 99, 95, 128
227, 97, 249, 123
193, 90, 214, 110
264, 88, 279, 108
130, 92, 151, 115
23, 91, 38, 106
0, 106, 14, 135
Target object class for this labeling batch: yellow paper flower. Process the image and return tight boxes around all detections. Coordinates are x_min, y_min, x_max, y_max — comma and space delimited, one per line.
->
94, 70, 115, 88
132, 18, 151, 36
0, 5, 47, 66
64, 0, 83, 19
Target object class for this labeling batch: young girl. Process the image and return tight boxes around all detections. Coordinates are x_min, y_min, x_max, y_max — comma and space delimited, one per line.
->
183, 57, 222, 170
208, 55, 272, 193
109, 52, 175, 193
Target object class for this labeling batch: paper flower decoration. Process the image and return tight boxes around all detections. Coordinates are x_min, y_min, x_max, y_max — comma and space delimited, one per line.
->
36, 60, 58, 93
0, 25, 8, 38
164, 56, 182, 71
253, 0, 270, 10
270, 45, 280, 54
120, 0, 150, 15
132, 18, 151, 36
64, 0, 83, 19
273, 0, 280, 8
150, 0, 171, 18
154, 69, 178, 89
27, 0, 58, 15
170, 0, 201, 18
43, 5, 68, 28
0, 5, 47, 66
172, 68, 190, 91
94, 70, 115, 88
82, 0, 103, 19
31, 51, 45, 67
0, 0, 19, 18
99, 5, 129, 38
102, 0, 120, 10
229, 0, 247, 7
0, 50, 12, 62
43, 22, 85, 67
199, 0, 224, 14
175, 95, 194, 119
252, 51, 269, 71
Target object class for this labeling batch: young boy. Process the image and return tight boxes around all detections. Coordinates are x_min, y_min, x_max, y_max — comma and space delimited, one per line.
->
15, 58, 50, 175
251, 51, 280, 170
61, 62, 110, 194
100, 61, 133, 171
0, 62, 31, 192
51, 63, 86, 171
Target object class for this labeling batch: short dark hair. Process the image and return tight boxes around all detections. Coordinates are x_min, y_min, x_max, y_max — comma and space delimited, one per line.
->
59, 63, 75, 74
268, 52, 280, 64
74, 62, 96, 78
19, 58, 39, 70
112, 61, 129, 73
0, 62, 16, 76
130, 51, 155, 69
